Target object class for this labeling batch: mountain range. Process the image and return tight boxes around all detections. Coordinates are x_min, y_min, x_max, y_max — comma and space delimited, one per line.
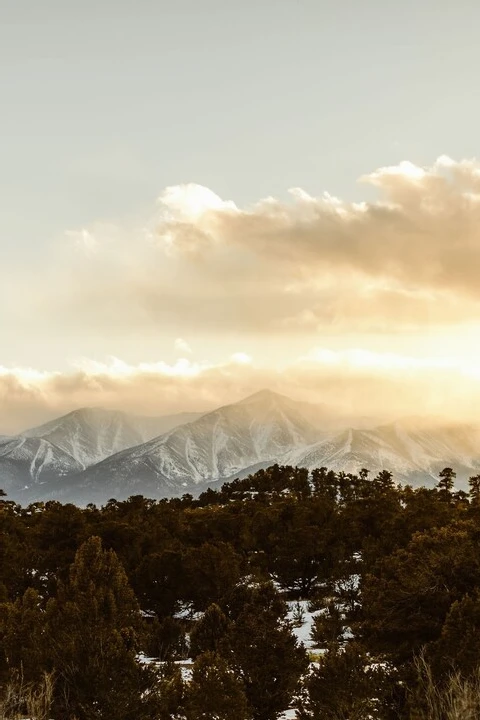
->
1, 390, 479, 505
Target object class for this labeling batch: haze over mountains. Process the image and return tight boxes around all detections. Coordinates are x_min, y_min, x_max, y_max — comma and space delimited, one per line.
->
1, 390, 479, 505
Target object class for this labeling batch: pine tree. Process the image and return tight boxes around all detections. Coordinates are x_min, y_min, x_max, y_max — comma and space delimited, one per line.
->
190, 602, 231, 658
147, 615, 187, 661
360, 522, 480, 663
429, 590, 480, 679
296, 642, 393, 720
0, 587, 45, 686
184, 541, 242, 610
45, 535, 158, 720
155, 662, 186, 720
185, 651, 251, 720
222, 582, 308, 720
437, 467, 456, 501
468, 475, 480, 504
310, 601, 344, 648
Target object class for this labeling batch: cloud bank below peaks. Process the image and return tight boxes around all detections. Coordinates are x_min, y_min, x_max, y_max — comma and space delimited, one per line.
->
1, 348, 480, 434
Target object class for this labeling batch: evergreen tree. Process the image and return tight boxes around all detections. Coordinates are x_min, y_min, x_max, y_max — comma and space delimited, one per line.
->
185, 651, 251, 720
134, 547, 186, 618
311, 467, 338, 500
0, 499, 31, 602
184, 541, 242, 610
222, 582, 308, 720
429, 590, 480, 679
146, 615, 188, 660
437, 467, 456, 501
155, 662, 186, 720
269, 498, 337, 596
468, 474, 480, 504
296, 642, 394, 720
0, 587, 45, 686
361, 522, 480, 663
190, 602, 231, 658
310, 601, 344, 648
45, 536, 158, 720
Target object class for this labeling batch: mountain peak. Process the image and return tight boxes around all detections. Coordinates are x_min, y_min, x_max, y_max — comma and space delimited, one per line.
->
236, 389, 289, 406
66, 406, 125, 420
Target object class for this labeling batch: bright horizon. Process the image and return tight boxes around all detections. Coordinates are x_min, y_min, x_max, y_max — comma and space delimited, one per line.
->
2, 2, 480, 433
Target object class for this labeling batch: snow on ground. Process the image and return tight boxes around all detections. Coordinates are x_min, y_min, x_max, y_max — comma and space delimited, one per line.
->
137, 655, 193, 681
286, 599, 320, 650
137, 599, 326, 719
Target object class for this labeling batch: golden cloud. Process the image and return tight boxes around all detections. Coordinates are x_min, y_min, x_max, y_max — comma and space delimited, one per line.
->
17, 156, 478, 337
3, 157, 480, 431
1, 349, 479, 434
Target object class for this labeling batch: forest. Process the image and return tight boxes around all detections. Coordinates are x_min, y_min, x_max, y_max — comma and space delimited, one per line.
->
2, 464, 480, 719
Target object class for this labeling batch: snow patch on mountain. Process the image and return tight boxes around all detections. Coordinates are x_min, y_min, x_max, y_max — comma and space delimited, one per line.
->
5, 390, 480, 505
0, 435, 83, 498
22, 407, 203, 468
285, 419, 480, 483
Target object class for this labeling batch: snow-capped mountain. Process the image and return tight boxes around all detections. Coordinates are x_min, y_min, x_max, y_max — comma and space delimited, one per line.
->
286, 418, 480, 485
3, 391, 480, 506
22, 407, 203, 468
52, 390, 322, 503
0, 435, 83, 499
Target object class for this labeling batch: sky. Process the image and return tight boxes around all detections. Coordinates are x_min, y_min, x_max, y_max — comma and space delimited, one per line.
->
2, 0, 480, 431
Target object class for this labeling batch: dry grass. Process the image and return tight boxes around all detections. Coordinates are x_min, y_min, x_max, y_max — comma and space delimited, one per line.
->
414, 655, 480, 720
0, 671, 54, 720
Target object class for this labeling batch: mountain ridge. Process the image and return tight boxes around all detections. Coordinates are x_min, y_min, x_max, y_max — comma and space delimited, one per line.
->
2, 390, 479, 505
22, 406, 205, 468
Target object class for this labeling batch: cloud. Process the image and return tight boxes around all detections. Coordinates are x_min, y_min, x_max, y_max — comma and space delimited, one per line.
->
227, 158, 480, 299
3, 157, 480, 431
174, 338, 192, 354
13, 156, 480, 339
1, 349, 480, 434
